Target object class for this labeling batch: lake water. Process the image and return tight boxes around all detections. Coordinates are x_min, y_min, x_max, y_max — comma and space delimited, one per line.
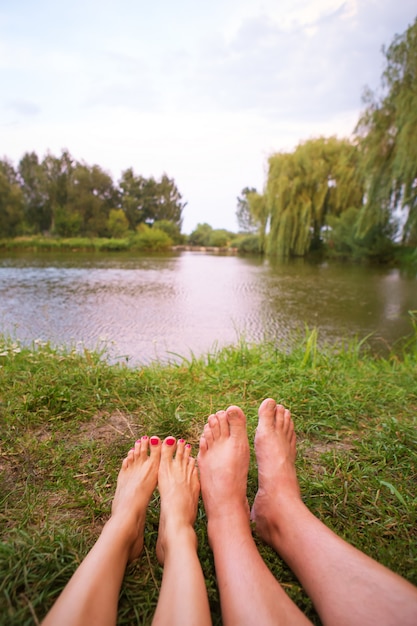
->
0, 250, 416, 366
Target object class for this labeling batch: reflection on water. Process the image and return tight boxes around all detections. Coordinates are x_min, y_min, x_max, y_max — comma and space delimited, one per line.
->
0, 250, 416, 365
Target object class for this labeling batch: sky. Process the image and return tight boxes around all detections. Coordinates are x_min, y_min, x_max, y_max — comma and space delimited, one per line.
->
1, 1, 416, 234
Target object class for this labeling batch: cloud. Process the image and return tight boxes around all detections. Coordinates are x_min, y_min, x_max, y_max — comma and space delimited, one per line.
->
6, 100, 41, 116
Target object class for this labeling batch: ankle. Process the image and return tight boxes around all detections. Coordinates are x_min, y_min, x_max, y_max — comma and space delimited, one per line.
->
161, 525, 198, 554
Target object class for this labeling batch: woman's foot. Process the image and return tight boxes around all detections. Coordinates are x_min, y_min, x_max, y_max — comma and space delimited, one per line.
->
250, 399, 302, 545
198, 406, 250, 525
111, 435, 162, 561
156, 437, 200, 563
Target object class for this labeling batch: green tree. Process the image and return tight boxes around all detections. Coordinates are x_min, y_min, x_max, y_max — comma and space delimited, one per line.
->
236, 187, 258, 233
326, 207, 396, 261
266, 137, 364, 256
18, 151, 50, 233
188, 223, 213, 246
42, 149, 75, 233
0, 159, 24, 237
153, 174, 186, 227
119, 169, 185, 230
153, 219, 184, 244
107, 209, 130, 238
65, 162, 117, 237
208, 229, 231, 247
247, 191, 269, 253
356, 17, 417, 245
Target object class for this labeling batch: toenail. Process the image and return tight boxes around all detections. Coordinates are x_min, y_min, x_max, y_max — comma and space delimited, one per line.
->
135, 439, 141, 443
185, 443, 191, 449
166, 437, 176, 446
178, 438, 185, 443
141, 435, 148, 440
150, 437, 159, 445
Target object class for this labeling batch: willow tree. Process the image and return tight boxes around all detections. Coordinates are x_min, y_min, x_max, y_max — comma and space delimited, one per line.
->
356, 17, 417, 244
246, 190, 269, 252
266, 137, 364, 256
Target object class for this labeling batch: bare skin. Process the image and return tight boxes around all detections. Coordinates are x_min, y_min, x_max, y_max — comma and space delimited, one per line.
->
153, 437, 212, 626
251, 398, 417, 626
198, 406, 311, 626
42, 435, 162, 626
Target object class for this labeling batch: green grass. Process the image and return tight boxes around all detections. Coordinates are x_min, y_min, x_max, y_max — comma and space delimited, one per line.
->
0, 333, 416, 625
0, 235, 171, 253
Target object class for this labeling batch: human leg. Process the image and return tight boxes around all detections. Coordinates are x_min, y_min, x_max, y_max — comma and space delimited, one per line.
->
198, 406, 311, 626
251, 398, 417, 626
152, 436, 211, 626
42, 435, 161, 626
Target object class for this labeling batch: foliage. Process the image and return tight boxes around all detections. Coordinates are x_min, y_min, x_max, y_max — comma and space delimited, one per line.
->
0, 333, 416, 625
107, 209, 130, 238
0, 151, 186, 240
0, 160, 24, 237
54, 206, 84, 237
120, 169, 185, 231
236, 187, 259, 233
153, 220, 185, 245
187, 223, 234, 248
235, 234, 262, 254
132, 224, 173, 251
326, 207, 396, 261
188, 223, 213, 246
266, 137, 364, 257
356, 17, 417, 245
207, 229, 231, 247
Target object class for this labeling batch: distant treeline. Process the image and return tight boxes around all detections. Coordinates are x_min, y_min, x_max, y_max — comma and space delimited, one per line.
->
0, 150, 187, 241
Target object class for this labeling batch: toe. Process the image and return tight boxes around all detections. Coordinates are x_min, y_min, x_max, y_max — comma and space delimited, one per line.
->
258, 398, 277, 430
283, 408, 292, 434
226, 405, 247, 438
183, 442, 192, 462
198, 435, 208, 456
176, 438, 186, 462
274, 404, 286, 429
161, 436, 177, 460
208, 413, 221, 439
149, 436, 162, 460
216, 410, 230, 437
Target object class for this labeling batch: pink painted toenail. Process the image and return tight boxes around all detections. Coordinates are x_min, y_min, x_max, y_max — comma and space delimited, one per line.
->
150, 437, 159, 445
166, 437, 176, 446
136, 439, 141, 443
141, 435, 148, 440
179, 438, 185, 443
185, 443, 191, 449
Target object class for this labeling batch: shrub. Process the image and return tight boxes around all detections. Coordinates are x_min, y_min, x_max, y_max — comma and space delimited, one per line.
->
132, 225, 173, 251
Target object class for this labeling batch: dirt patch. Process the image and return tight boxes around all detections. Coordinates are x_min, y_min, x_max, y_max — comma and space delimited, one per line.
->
299, 439, 356, 475
78, 410, 140, 443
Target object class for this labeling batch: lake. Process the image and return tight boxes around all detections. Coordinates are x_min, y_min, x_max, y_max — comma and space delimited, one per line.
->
0, 250, 416, 366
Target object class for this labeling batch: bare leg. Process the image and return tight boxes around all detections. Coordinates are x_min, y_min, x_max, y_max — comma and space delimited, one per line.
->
198, 406, 311, 626
42, 435, 162, 626
251, 398, 417, 626
153, 437, 211, 626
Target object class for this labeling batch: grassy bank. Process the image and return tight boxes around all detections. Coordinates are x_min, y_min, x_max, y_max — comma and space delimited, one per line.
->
1, 334, 416, 625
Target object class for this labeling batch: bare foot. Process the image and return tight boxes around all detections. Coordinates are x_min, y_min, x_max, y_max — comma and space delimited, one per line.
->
250, 399, 301, 544
111, 435, 161, 561
197, 406, 250, 524
156, 437, 200, 564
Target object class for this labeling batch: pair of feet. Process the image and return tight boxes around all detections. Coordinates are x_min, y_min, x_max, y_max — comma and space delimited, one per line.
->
111, 398, 299, 563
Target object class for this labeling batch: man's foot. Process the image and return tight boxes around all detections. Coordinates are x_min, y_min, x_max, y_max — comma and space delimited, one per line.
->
111, 435, 161, 561
198, 406, 250, 524
250, 399, 301, 545
156, 437, 200, 564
